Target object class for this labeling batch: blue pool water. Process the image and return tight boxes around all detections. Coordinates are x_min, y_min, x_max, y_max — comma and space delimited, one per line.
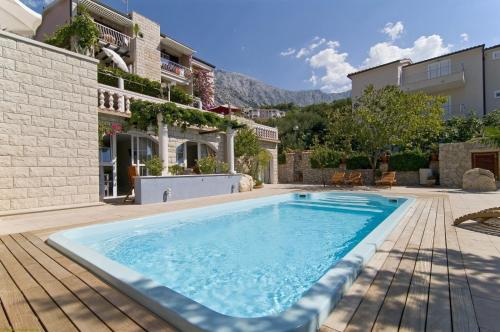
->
61, 193, 406, 319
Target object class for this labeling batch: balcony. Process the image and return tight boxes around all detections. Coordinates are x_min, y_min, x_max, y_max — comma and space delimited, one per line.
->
95, 22, 130, 49
161, 58, 192, 82
401, 64, 465, 93
254, 124, 279, 142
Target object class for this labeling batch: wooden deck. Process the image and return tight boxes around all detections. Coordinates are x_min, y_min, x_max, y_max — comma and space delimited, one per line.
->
0, 195, 497, 332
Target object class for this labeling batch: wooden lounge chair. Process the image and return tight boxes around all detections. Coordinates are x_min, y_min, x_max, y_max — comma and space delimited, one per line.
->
331, 171, 346, 185
123, 165, 138, 202
454, 207, 500, 225
345, 171, 363, 186
376, 171, 397, 188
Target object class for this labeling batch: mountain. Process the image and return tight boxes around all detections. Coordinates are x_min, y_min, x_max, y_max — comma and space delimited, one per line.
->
214, 69, 351, 108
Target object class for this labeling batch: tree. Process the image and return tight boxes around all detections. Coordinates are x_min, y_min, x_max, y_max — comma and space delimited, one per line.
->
310, 144, 341, 186
328, 85, 444, 171
440, 115, 483, 143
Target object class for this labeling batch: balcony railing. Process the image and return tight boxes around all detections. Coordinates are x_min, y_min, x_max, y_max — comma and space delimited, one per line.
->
401, 63, 465, 88
161, 58, 191, 80
254, 124, 279, 141
95, 22, 130, 48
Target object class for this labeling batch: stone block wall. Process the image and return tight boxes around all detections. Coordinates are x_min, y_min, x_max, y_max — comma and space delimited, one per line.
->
0, 31, 99, 212
131, 12, 161, 82
440, 142, 500, 188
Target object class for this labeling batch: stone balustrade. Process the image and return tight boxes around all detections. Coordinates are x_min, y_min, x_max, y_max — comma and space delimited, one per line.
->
254, 124, 278, 141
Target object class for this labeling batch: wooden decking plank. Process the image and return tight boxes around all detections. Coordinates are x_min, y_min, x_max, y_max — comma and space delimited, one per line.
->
0, 238, 78, 332
21, 233, 176, 332
0, 259, 44, 331
321, 198, 420, 332
371, 198, 434, 331
399, 197, 438, 331
426, 197, 452, 331
0, 298, 10, 331
0, 236, 112, 332
343, 199, 428, 332
444, 199, 480, 332
11, 233, 145, 332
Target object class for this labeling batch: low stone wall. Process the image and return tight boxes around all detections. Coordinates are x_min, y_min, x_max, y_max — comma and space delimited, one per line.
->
395, 171, 420, 186
135, 174, 242, 204
440, 142, 500, 188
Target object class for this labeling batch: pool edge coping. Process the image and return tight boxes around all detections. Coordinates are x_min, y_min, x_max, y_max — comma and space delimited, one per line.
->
47, 192, 415, 332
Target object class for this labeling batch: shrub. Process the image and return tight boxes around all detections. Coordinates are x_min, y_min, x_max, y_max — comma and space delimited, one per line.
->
170, 85, 193, 106
197, 155, 218, 174
483, 109, 500, 127
168, 164, 184, 175
144, 156, 164, 176
278, 151, 286, 164
98, 65, 163, 98
217, 161, 230, 174
389, 151, 429, 171
309, 147, 341, 169
346, 154, 372, 170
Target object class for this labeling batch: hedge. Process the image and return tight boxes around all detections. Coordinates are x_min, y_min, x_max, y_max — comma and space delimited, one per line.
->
389, 151, 429, 171
98, 65, 163, 98
346, 154, 372, 170
310, 149, 342, 169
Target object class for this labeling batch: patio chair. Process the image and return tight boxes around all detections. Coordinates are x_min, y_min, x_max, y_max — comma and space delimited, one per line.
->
123, 165, 138, 203
454, 207, 500, 225
331, 171, 346, 186
345, 171, 363, 186
376, 171, 397, 188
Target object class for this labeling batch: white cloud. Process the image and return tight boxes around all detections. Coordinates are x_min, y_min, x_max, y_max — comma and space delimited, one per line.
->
362, 35, 452, 68
382, 21, 404, 40
308, 41, 356, 93
460, 33, 469, 42
285, 22, 453, 93
280, 48, 296, 56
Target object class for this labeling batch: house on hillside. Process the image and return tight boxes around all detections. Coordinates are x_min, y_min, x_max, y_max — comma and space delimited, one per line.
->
348, 45, 500, 118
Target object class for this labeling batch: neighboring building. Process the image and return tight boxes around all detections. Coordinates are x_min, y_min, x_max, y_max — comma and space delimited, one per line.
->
0, 1, 278, 213
348, 44, 500, 118
243, 108, 286, 120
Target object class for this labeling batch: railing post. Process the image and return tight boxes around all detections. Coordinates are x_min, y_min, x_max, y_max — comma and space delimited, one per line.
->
98, 89, 105, 109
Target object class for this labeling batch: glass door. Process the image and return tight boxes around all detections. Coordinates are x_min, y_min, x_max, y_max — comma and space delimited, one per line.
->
131, 135, 158, 176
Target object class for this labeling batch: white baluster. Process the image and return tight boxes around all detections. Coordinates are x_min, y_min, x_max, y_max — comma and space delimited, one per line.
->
125, 96, 131, 114
98, 89, 105, 109
117, 91, 124, 113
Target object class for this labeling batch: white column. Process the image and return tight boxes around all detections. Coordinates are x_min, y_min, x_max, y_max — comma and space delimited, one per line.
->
227, 129, 236, 174
157, 113, 170, 175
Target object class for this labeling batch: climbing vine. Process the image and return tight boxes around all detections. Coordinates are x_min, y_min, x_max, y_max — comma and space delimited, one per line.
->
45, 6, 99, 55
127, 100, 245, 133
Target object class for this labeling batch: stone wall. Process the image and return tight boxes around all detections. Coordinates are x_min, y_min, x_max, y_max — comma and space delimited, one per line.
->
279, 151, 422, 186
131, 12, 161, 82
440, 142, 500, 188
0, 31, 99, 212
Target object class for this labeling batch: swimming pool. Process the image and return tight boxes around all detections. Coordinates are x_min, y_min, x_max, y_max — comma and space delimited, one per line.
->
49, 192, 413, 332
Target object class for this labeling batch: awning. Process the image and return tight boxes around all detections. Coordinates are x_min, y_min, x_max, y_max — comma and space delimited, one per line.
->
0, 0, 42, 38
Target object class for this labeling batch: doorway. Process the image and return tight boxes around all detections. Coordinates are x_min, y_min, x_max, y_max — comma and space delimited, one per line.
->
472, 152, 499, 179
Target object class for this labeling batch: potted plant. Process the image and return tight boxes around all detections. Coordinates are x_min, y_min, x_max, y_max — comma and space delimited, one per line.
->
430, 143, 439, 161
144, 156, 164, 176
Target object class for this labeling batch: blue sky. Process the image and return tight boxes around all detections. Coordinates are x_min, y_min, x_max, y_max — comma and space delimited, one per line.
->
24, 0, 500, 92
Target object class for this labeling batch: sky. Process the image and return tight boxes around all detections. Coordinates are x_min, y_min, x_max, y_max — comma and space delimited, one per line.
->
23, 0, 500, 93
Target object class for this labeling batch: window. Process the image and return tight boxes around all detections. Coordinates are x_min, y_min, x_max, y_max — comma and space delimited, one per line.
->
176, 144, 185, 165
492, 51, 500, 60
495, 90, 500, 99
428, 59, 451, 79
442, 96, 452, 115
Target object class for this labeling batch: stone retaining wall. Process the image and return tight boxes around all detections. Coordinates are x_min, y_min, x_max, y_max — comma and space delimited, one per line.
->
0, 31, 99, 212
440, 142, 500, 188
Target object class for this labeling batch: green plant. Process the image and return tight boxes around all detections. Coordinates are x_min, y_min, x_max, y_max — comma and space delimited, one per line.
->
483, 109, 500, 127
197, 155, 218, 174
133, 23, 141, 37
346, 154, 372, 170
127, 100, 244, 133
310, 144, 341, 186
478, 127, 500, 148
329, 85, 444, 171
168, 164, 185, 175
217, 161, 229, 174
98, 65, 164, 98
389, 151, 429, 171
170, 85, 193, 106
309, 147, 341, 169
98, 121, 111, 147
440, 115, 483, 143
45, 6, 99, 55
144, 156, 164, 176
